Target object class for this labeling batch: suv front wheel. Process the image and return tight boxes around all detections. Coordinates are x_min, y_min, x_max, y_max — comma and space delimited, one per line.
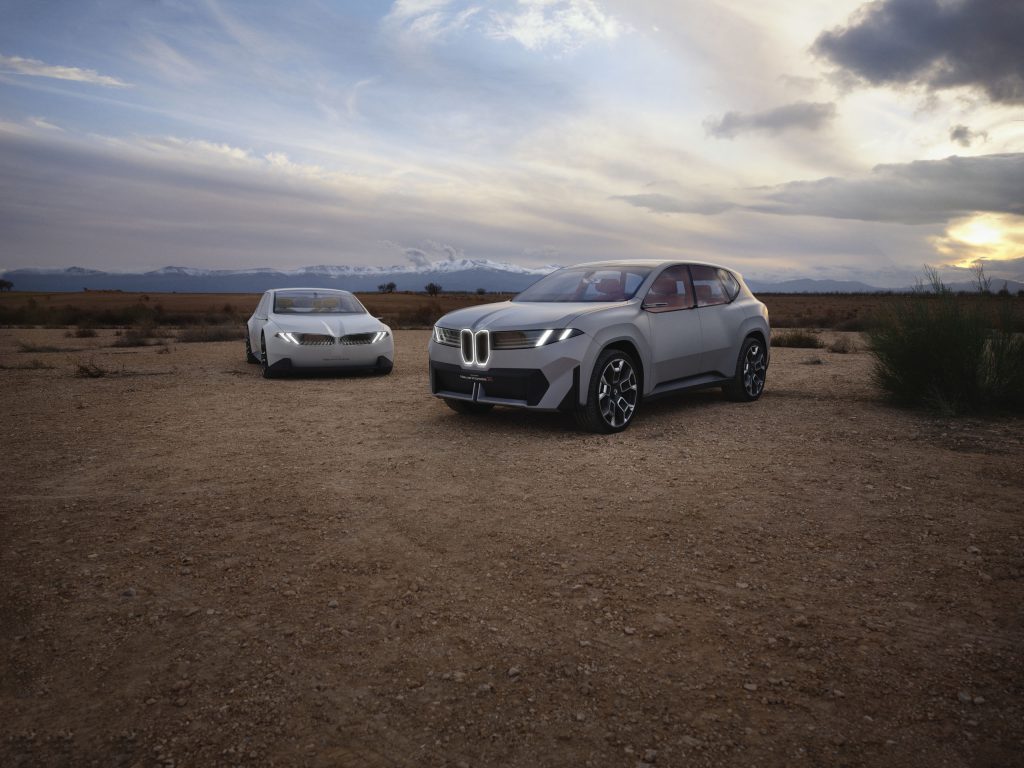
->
575, 348, 640, 433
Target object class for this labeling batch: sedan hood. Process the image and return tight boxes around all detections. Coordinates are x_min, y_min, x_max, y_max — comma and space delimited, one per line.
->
268, 313, 383, 336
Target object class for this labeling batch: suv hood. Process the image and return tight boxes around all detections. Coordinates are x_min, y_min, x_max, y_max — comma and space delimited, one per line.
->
438, 301, 623, 331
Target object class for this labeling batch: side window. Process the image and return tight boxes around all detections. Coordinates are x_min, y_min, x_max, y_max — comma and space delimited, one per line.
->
717, 269, 740, 301
691, 265, 729, 307
643, 265, 693, 312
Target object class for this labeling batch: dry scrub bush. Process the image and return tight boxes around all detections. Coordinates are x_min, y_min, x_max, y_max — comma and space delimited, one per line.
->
828, 336, 857, 354
868, 271, 1024, 414
74, 362, 108, 378
772, 330, 823, 348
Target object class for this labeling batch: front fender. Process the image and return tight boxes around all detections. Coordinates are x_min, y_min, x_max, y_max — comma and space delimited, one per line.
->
576, 321, 651, 406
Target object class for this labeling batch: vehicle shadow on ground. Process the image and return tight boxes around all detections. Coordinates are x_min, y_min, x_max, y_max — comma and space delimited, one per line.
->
427, 388, 746, 436
249, 369, 391, 380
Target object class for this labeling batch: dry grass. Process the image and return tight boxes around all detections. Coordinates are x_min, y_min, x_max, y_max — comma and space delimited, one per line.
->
177, 324, 243, 343
3, 289, 1022, 331
772, 329, 823, 348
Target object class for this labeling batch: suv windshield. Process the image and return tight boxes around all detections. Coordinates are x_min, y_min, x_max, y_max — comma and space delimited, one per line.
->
514, 266, 652, 303
273, 290, 365, 314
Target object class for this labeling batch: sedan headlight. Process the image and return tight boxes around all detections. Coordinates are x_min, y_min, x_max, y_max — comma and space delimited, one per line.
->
491, 328, 583, 350
275, 331, 300, 344
372, 330, 390, 344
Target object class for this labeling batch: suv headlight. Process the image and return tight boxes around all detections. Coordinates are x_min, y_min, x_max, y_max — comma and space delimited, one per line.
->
491, 328, 583, 350
433, 326, 461, 346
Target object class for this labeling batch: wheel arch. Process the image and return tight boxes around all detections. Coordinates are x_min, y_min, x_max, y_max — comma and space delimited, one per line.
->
598, 339, 645, 394
742, 327, 769, 365
739, 318, 771, 363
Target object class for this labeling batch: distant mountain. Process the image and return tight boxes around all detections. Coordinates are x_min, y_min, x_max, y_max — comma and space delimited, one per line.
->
0, 259, 561, 293
746, 278, 883, 294
5, 263, 1021, 295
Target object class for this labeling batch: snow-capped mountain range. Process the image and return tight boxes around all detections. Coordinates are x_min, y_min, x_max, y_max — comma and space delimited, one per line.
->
1, 259, 562, 293
3, 261, 1022, 294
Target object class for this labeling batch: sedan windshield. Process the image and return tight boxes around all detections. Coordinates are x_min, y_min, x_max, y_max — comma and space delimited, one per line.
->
273, 290, 365, 314
514, 266, 652, 303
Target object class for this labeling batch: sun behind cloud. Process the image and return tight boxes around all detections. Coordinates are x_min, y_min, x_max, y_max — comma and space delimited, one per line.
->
933, 213, 1024, 268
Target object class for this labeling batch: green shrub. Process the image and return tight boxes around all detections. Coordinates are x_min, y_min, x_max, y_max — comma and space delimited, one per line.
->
868, 271, 1024, 413
772, 330, 823, 348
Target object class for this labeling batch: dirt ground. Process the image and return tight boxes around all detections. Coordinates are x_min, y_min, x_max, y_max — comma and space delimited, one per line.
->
1, 329, 1022, 768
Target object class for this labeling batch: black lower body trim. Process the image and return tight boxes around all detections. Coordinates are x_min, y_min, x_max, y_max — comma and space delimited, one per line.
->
431, 362, 550, 406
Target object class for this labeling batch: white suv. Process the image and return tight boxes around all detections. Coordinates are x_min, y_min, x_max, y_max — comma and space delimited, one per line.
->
428, 260, 770, 432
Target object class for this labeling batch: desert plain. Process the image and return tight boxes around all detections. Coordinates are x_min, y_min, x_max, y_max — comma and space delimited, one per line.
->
1, 319, 1022, 767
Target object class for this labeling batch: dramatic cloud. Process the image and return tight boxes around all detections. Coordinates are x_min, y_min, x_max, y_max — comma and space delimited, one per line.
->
704, 102, 836, 139
755, 153, 1024, 224
814, 0, 1024, 104
0, 53, 129, 87
949, 124, 988, 147
614, 154, 1024, 230
2, 1, 1020, 287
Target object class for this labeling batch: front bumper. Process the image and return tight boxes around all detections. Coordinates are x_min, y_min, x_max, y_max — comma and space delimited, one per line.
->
428, 336, 587, 410
267, 336, 394, 370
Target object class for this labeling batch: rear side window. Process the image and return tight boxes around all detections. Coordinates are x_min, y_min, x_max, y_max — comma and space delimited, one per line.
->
717, 269, 740, 301
691, 265, 729, 307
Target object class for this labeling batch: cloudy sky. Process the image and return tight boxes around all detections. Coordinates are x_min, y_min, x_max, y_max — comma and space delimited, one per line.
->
1, 0, 1022, 285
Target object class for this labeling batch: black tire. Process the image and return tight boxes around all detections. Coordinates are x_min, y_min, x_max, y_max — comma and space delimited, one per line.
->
444, 398, 494, 415
245, 332, 259, 364
723, 336, 768, 402
376, 358, 394, 375
260, 334, 278, 379
574, 348, 640, 433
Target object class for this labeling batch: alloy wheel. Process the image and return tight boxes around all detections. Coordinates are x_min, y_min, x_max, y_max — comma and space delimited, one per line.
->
597, 357, 638, 428
742, 342, 767, 397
